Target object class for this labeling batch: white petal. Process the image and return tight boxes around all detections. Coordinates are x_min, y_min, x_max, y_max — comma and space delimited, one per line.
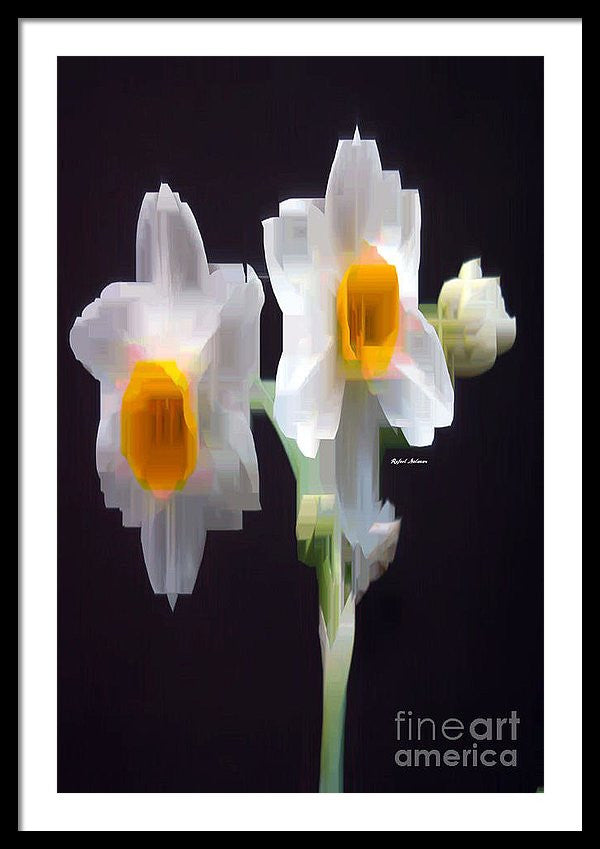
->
376, 171, 422, 310
459, 257, 482, 279
263, 216, 307, 315
141, 495, 207, 597
353, 506, 401, 603
136, 183, 211, 294
93, 385, 150, 526
273, 342, 345, 458
216, 406, 261, 499
497, 313, 517, 355
264, 188, 345, 459
263, 201, 336, 315
373, 309, 454, 445
214, 263, 264, 383
324, 134, 384, 260
95, 387, 125, 487
153, 294, 220, 374
69, 283, 143, 382
271, 207, 338, 369
335, 382, 384, 547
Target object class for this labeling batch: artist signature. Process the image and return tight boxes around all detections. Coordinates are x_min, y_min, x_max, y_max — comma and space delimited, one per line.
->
390, 457, 428, 465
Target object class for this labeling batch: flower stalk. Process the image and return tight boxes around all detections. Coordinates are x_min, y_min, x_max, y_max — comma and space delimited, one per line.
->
252, 378, 356, 792
318, 595, 355, 792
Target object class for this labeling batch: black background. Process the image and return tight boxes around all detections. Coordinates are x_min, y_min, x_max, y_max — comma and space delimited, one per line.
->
58, 57, 543, 792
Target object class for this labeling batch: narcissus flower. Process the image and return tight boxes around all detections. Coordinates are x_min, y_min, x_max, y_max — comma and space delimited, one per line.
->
259, 131, 517, 794
70, 184, 264, 607
263, 127, 454, 459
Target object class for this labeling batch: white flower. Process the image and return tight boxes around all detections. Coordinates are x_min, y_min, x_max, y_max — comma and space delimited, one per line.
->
262, 127, 454, 458
437, 258, 517, 377
70, 184, 264, 608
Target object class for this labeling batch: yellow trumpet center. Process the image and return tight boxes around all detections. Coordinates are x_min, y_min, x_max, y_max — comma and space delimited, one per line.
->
120, 360, 198, 495
336, 263, 400, 378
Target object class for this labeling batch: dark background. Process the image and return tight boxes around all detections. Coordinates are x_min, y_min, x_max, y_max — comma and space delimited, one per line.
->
58, 57, 543, 792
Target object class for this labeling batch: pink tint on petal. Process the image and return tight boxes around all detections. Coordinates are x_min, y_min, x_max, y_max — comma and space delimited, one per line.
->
126, 343, 146, 370
357, 241, 388, 265
403, 312, 422, 332
380, 347, 413, 380
151, 489, 174, 501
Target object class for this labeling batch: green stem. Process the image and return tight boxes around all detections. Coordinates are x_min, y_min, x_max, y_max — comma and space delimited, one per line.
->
251, 378, 356, 792
318, 596, 355, 792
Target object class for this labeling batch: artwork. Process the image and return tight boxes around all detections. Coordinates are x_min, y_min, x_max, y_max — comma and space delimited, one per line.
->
59, 57, 543, 794
69, 126, 516, 792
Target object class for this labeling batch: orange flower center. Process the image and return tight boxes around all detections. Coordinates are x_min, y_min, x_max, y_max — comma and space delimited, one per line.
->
336, 263, 400, 379
120, 361, 197, 495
